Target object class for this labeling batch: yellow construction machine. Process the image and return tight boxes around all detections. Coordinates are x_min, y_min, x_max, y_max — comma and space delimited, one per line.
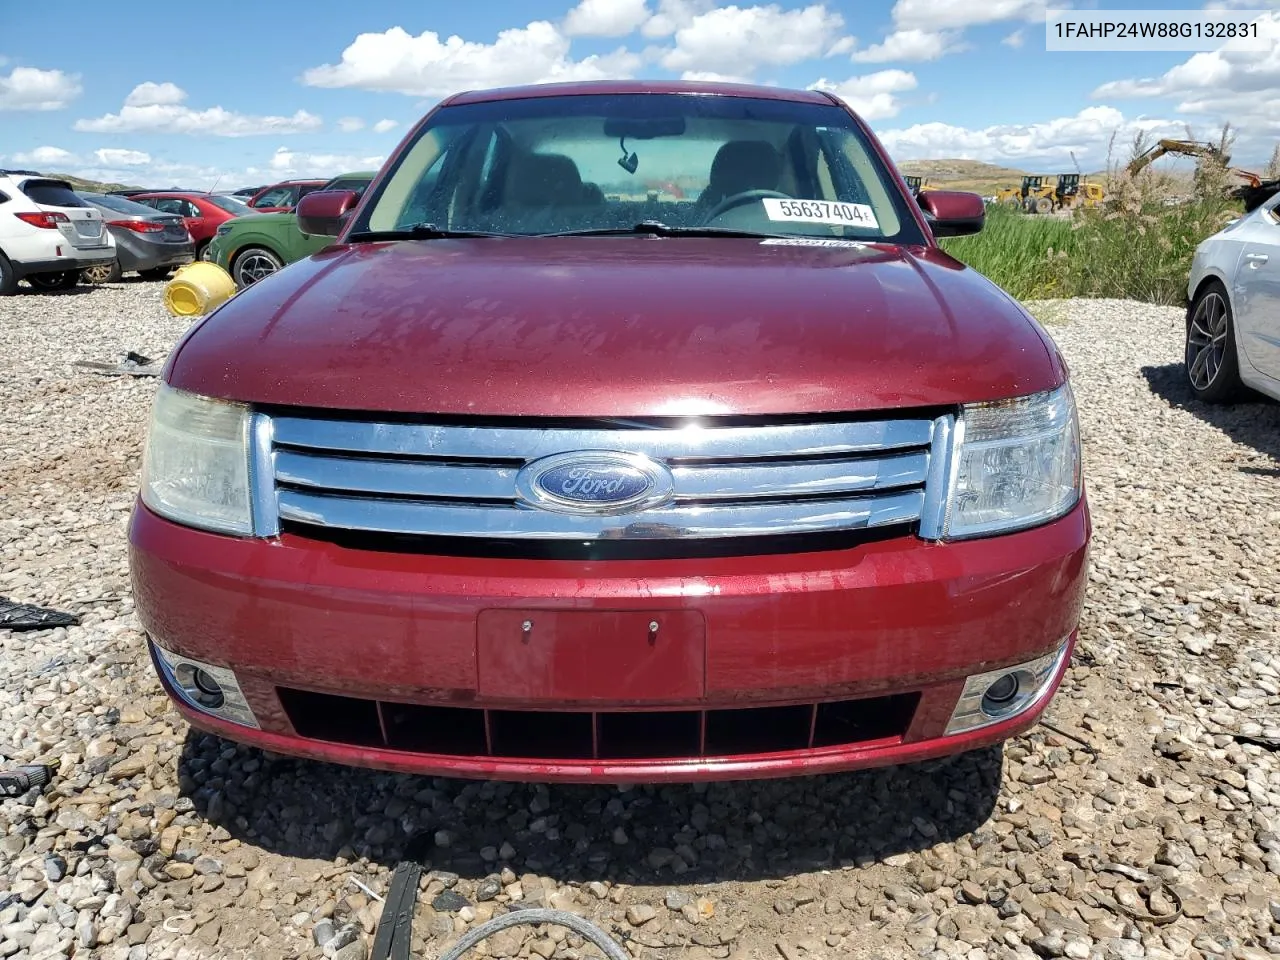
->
1126, 138, 1271, 201
996, 173, 1104, 213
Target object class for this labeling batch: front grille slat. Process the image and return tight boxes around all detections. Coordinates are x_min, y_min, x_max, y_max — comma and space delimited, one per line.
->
261, 412, 954, 552
277, 487, 926, 540
272, 416, 934, 461
275, 449, 517, 500
670, 451, 928, 500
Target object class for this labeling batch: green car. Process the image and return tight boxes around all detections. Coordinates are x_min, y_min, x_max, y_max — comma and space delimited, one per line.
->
210, 171, 375, 287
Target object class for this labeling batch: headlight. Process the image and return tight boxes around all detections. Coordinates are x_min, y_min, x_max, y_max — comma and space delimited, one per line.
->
141, 385, 253, 535
215, 224, 232, 237
943, 383, 1081, 539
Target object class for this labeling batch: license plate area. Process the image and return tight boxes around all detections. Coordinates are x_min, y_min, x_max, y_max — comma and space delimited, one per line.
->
477, 609, 706, 703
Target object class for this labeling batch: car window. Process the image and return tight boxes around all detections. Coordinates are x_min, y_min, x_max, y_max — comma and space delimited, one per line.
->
252, 187, 293, 208
357, 93, 919, 242
296, 184, 325, 201
206, 195, 252, 215
182, 200, 203, 218
132, 197, 159, 210
0, 191, 8, 204
21, 179, 89, 208
153, 198, 187, 216
83, 193, 160, 216
324, 178, 372, 196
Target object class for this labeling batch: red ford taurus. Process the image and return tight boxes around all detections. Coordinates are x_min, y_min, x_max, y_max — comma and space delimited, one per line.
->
128, 80, 1089, 783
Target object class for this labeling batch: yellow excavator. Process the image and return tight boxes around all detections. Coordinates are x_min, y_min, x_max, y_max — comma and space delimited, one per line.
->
903, 175, 935, 194
1126, 138, 1276, 207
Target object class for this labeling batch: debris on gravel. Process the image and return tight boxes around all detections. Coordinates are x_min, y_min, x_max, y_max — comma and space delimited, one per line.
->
3, 286, 1280, 959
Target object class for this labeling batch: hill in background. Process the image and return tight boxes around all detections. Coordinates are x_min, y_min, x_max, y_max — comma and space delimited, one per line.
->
47, 172, 143, 193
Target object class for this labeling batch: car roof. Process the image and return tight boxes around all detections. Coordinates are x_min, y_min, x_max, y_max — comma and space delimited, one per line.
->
132, 191, 208, 198
446, 79, 837, 107
330, 171, 376, 180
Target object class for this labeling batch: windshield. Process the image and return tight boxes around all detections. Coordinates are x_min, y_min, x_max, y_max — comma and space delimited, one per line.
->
207, 195, 252, 214
354, 93, 924, 243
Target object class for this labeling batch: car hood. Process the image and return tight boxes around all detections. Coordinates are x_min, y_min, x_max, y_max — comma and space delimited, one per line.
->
169, 238, 1063, 417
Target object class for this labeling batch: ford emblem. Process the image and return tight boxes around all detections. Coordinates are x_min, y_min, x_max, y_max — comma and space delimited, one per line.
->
516, 451, 675, 515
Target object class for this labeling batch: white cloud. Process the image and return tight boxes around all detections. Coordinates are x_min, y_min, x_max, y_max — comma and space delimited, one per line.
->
303, 22, 641, 97
681, 70, 752, 83
642, 0, 715, 37
565, 0, 650, 36
0, 66, 82, 111
1002, 29, 1025, 48
373, 118, 399, 133
76, 82, 323, 137
1092, 11, 1280, 151
94, 148, 151, 166
807, 69, 918, 120
660, 4, 852, 74
891, 0, 1047, 31
12, 145, 77, 167
852, 29, 965, 63
125, 81, 185, 107
266, 147, 386, 178
879, 106, 1185, 169
337, 116, 366, 132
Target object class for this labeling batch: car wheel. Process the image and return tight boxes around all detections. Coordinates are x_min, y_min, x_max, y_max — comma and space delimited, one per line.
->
138, 267, 174, 281
232, 247, 283, 287
0, 253, 17, 296
1185, 282, 1244, 403
197, 241, 213, 262
81, 261, 123, 284
27, 271, 80, 292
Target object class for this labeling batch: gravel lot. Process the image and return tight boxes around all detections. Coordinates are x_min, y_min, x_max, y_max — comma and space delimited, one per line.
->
3, 281, 1280, 960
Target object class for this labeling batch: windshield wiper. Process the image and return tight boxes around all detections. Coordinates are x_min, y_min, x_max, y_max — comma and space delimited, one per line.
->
540, 221, 786, 239
346, 222, 515, 243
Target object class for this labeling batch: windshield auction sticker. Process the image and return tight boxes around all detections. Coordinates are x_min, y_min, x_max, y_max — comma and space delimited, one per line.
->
760, 238, 867, 248
762, 198, 879, 229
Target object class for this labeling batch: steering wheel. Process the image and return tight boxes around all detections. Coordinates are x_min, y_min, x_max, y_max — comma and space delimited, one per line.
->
702, 189, 792, 223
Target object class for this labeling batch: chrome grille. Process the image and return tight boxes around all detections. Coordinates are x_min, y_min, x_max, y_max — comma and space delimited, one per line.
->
256, 413, 955, 543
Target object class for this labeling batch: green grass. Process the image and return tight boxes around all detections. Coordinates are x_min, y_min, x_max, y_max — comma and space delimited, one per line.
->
940, 199, 1239, 306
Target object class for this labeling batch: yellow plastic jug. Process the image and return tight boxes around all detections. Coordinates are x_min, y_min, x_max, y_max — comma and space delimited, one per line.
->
163, 261, 237, 318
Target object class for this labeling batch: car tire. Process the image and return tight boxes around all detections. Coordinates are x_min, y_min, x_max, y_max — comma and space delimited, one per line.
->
1185, 281, 1245, 404
27, 271, 80, 292
138, 267, 174, 281
0, 253, 17, 296
82, 260, 123, 284
196, 241, 213, 262
232, 247, 283, 288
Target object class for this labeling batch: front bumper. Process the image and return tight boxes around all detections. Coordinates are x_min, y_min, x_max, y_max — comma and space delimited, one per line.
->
129, 499, 1090, 782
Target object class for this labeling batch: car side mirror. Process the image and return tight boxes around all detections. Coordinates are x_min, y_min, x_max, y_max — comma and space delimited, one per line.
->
297, 190, 360, 237
918, 190, 985, 238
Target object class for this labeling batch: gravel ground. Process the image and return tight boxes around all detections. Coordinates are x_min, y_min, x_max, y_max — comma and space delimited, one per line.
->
3, 281, 1280, 960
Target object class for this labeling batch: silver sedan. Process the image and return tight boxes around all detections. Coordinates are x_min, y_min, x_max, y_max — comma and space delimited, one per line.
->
1185, 190, 1280, 402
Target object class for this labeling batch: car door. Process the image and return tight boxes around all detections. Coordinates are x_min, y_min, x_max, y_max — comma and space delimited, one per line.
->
180, 198, 208, 240
1231, 193, 1280, 381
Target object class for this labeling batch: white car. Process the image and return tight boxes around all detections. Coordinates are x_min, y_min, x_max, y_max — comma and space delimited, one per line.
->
1185, 190, 1280, 402
0, 170, 116, 294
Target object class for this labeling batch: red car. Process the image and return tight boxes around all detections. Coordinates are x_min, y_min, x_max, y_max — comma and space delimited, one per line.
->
244, 179, 328, 213
129, 81, 1089, 783
130, 192, 253, 261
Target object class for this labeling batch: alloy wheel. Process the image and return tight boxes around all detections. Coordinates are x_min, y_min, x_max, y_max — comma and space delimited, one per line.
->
234, 250, 281, 287
1186, 291, 1229, 390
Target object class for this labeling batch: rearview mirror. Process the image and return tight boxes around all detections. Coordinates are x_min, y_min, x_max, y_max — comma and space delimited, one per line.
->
602, 117, 687, 140
917, 190, 985, 238
297, 190, 360, 237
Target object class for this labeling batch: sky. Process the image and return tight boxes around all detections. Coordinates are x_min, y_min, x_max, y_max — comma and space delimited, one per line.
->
2, 0, 1279, 189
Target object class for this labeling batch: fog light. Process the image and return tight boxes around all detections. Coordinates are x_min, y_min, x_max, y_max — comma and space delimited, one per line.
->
173, 663, 226, 709
150, 641, 259, 729
946, 640, 1070, 736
